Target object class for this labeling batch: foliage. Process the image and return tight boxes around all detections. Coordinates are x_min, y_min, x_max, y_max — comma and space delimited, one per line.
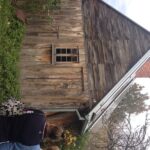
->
98, 115, 150, 150
111, 83, 149, 123
45, 0, 60, 10
19, 0, 60, 25
41, 130, 89, 150
60, 131, 89, 150
20, 0, 60, 13
93, 83, 150, 149
86, 82, 150, 150
0, 0, 25, 103
63, 130, 77, 146
21, 0, 41, 13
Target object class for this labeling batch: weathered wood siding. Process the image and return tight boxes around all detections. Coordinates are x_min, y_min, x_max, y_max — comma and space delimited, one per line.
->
82, 0, 150, 104
20, 0, 89, 109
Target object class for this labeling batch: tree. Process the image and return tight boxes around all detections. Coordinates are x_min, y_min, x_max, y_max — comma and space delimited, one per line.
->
111, 83, 149, 123
86, 83, 150, 150
97, 83, 150, 149
96, 115, 150, 150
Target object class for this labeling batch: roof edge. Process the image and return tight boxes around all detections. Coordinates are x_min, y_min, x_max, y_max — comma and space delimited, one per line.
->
98, 0, 150, 35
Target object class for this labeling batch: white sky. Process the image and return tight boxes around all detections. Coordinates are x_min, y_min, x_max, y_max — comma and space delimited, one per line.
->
135, 78, 150, 97
103, 0, 150, 31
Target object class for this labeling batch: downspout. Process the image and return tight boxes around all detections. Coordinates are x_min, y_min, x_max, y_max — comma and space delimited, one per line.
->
43, 108, 85, 121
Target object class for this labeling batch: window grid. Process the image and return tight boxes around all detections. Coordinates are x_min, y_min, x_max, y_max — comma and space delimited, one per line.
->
55, 48, 79, 63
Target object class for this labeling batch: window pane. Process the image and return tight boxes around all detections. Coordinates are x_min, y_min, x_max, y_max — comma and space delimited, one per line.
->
67, 56, 72, 62
56, 48, 61, 54
62, 56, 66, 62
72, 56, 78, 62
72, 49, 78, 54
56, 56, 61, 62
62, 49, 66, 54
67, 49, 71, 54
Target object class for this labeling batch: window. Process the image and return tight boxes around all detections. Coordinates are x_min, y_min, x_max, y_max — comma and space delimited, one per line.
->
55, 48, 79, 63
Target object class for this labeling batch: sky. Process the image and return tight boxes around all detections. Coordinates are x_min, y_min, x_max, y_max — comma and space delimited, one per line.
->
135, 78, 150, 98
103, 0, 150, 31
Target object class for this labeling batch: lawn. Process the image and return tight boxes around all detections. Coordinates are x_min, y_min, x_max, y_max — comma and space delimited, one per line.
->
0, 0, 25, 103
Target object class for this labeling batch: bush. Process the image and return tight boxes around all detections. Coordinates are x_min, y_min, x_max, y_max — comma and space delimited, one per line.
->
61, 131, 89, 150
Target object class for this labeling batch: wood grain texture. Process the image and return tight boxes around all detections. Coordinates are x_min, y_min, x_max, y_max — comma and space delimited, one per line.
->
82, 0, 150, 105
20, 0, 90, 109
20, 0, 150, 111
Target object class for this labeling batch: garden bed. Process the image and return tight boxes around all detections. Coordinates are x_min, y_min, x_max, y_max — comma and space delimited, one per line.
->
41, 129, 89, 150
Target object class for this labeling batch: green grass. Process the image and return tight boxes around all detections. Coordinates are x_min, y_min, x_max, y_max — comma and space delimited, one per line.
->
0, 0, 25, 103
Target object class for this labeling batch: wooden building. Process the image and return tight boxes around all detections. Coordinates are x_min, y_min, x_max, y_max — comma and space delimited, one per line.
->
20, 0, 150, 130
20, 0, 90, 110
